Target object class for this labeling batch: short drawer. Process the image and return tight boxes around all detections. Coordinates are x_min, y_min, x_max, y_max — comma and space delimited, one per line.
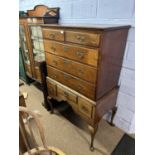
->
44, 40, 98, 67
65, 30, 100, 47
78, 97, 93, 118
57, 85, 78, 105
46, 78, 57, 97
47, 66, 96, 100
45, 53, 97, 84
42, 28, 64, 41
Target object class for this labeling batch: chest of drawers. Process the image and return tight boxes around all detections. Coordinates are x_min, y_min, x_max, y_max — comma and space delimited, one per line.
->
41, 24, 130, 151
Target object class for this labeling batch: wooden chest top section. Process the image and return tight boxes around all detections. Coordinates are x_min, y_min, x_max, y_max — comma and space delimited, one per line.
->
40, 23, 130, 30
41, 24, 130, 101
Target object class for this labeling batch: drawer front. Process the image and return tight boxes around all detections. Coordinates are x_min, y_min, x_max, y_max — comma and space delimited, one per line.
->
47, 66, 95, 100
44, 40, 98, 67
57, 85, 77, 105
78, 97, 93, 118
45, 53, 97, 84
65, 31, 100, 47
35, 67, 41, 82
46, 79, 57, 97
42, 28, 64, 41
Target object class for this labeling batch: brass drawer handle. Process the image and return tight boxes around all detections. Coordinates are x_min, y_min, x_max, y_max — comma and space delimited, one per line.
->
63, 47, 69, 52
49, 33, 55, 39
76, 35, 85, 42
52, 75, 57, 79
52, 60, 57, 66
50, 47, 56, 52
63, 59, 70, 65
81, 106, 89, 113
76, 35, 81, 40
77, 85, 82, 90
49, 88, 54, 94
64, 91, 69, 97
63, 74, 69, 79
76, 51, 85, 59
77, 69, 83, 76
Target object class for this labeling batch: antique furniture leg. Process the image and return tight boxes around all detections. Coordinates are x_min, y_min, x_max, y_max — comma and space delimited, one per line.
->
110, 106, 117, 126
47, 96, 54, 114
88, 124, 98, 151
40, 62, 51, 111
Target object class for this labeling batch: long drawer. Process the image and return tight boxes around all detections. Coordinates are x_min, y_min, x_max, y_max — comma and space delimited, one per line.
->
47, 65, 96, 100
65, 30, 101, 47
44, 40, 98, 67
45, 52, 97, 84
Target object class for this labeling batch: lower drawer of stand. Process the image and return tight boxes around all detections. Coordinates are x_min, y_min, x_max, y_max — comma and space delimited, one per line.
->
46, 77, 95, 119
47, 65, 96, 100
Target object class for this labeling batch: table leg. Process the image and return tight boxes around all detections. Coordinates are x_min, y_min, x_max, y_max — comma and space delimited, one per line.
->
88, 124, 98, 151
110, 106, 117, 126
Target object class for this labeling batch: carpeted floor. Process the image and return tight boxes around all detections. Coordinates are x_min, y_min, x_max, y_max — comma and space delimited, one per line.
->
20, 82, 125, 155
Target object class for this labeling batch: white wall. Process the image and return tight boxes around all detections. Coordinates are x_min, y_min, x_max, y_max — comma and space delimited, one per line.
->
19, 0, 135, 133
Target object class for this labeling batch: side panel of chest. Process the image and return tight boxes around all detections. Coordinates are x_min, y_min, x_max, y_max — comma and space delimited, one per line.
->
96, 29, 129, 99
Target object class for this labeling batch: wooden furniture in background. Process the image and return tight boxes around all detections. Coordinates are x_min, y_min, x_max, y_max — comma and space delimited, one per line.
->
41, 24, 130, 151
28, 25, 45, 82
19, 19, 33, 78
19, 5, 60, 83
27, 5, 59, 24
19, 106, 65, 155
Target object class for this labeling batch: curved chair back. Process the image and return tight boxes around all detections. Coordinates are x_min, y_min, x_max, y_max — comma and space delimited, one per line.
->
19, 106, 65, 155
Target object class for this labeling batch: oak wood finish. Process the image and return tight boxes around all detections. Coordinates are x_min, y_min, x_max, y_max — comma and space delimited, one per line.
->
43, 40, 99, 67
46, 79, 57, 96
45, 52, 97, 83
27, 5, 50, 17
19, 5, 60, 84
20, 18, 35, 78
47, 65, 96, 99
46, 77, 118, 125
88, 124, 98, 151
96, 29, 129, 100
57, 85, 78, 103
78, 97, 93, 118
27, 5, 60, 24
20, 18, 44, 83
41, 24, 130, 150
65, 30, 100, 47
42, 28, 64, 41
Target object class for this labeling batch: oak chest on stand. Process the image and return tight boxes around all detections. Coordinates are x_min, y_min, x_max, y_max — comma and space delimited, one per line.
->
40, 24, 130, 151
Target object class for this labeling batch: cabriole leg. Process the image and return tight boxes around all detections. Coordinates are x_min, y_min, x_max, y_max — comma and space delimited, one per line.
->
88, 124, 98, 151
110, 106, 117, 126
